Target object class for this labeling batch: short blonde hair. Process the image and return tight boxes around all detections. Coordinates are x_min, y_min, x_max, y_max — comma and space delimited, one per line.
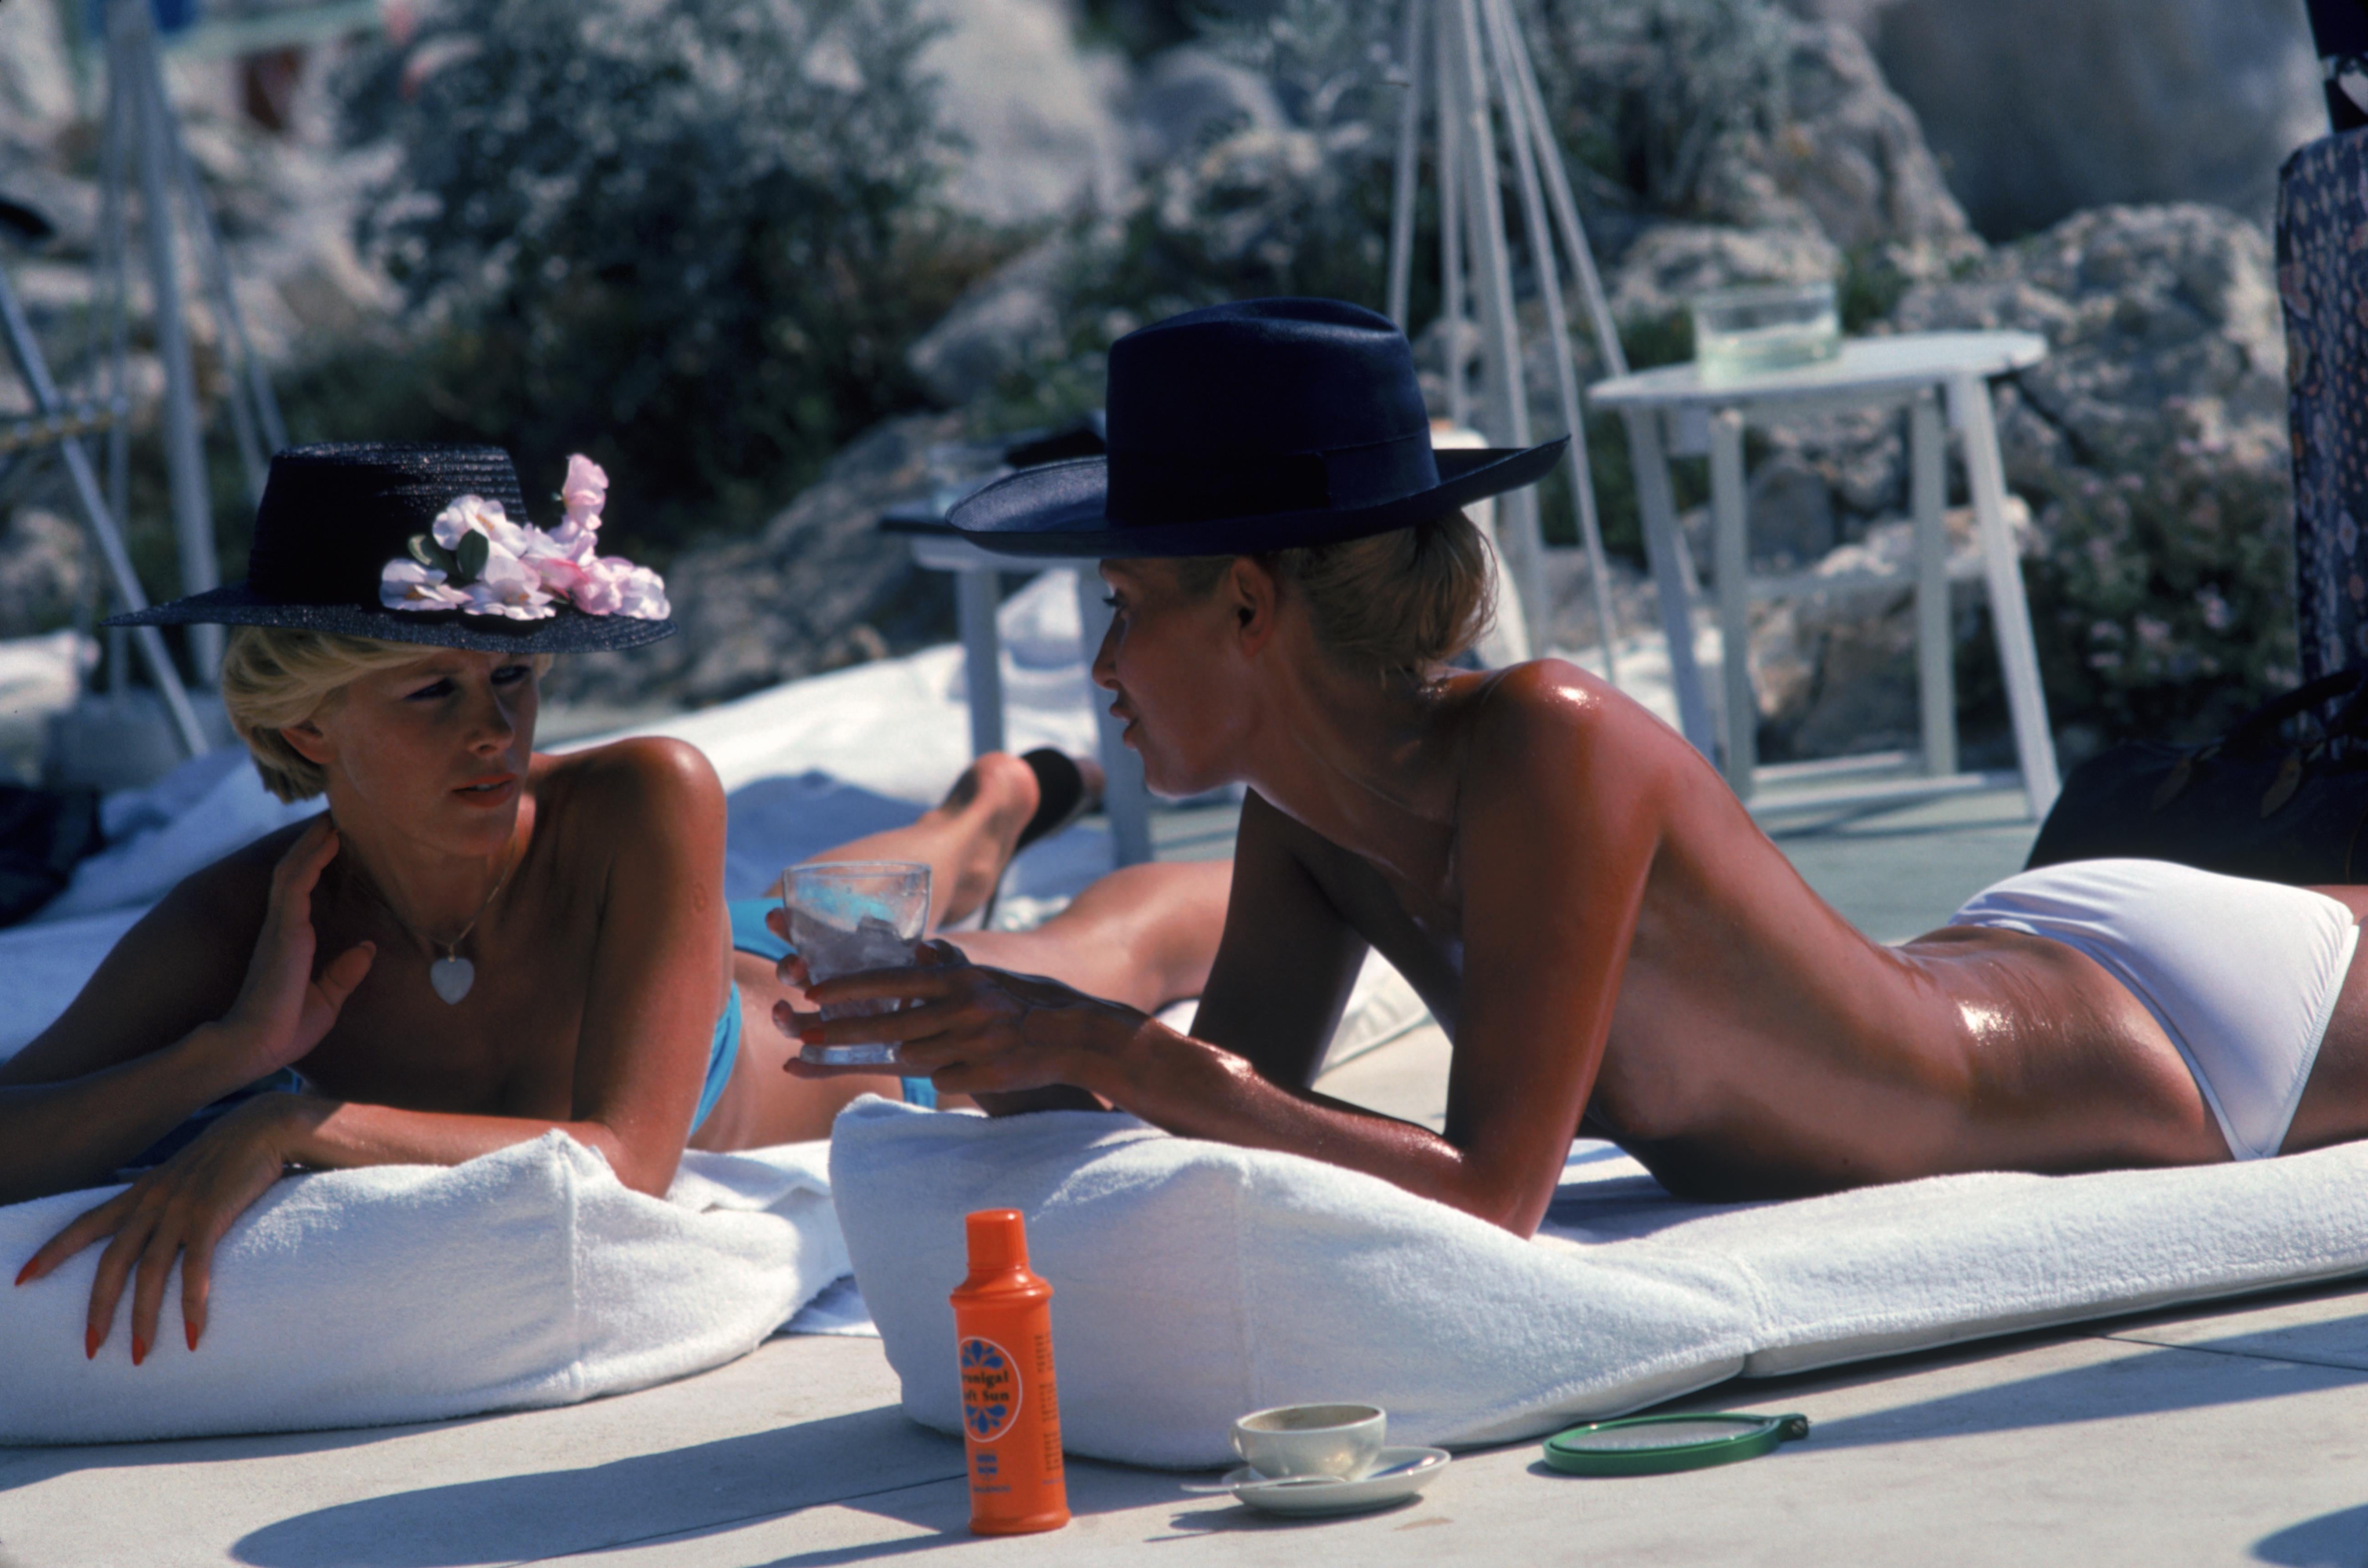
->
1171, 511, 1497, 680
219, 625, 551, 802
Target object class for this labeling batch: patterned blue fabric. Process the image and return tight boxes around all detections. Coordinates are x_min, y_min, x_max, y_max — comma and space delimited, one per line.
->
2281, 129, 2368, 685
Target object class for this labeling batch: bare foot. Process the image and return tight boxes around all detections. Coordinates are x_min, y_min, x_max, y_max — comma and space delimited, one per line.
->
934, 752, 1040, 924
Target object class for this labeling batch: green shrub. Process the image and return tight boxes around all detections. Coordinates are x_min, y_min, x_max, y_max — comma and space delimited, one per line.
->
2021, 418, 2297, 746
311, 0, 1011, 554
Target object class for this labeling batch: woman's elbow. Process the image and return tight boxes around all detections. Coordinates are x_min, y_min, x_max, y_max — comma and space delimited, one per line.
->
1444, 1163, 1549, 1237
576, 1125, 681, 1197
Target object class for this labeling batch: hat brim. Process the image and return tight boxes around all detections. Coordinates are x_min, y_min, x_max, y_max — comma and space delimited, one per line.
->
104, 585, 677, 654
933, 439, 1569, 558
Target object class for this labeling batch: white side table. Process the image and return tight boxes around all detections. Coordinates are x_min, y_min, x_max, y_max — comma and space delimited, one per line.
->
1588, 331, 2060, 820
896, 528, 1156, 869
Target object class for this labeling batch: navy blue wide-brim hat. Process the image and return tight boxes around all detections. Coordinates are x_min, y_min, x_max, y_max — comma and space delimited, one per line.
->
105, 443, 676, 654
944, 298, 1567, 558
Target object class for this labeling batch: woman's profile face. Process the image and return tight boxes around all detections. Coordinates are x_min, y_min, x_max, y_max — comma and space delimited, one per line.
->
291, 650, 540, 855
1092, 560, 1254, 797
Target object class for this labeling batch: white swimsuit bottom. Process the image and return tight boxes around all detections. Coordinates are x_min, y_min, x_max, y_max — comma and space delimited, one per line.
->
1950, 859, 2362, 1161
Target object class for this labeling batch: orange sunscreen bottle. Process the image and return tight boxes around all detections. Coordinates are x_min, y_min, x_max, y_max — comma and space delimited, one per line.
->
950, 1208, 1070, 1535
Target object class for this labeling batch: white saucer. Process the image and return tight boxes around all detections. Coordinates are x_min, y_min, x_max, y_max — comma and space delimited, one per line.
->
1218, 1446, 1450, 1516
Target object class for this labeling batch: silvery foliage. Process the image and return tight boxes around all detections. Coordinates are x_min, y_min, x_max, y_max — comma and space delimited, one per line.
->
336, 0, 979, 544
979, 0, 1405, 428
1525, 0, 1796, 221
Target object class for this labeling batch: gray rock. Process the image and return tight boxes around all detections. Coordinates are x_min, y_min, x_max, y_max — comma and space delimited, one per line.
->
0, 509, 93, 640
1604, 222, 1842, 321
1743, 453, 1837, 567
1716, 20, 1977, 263
0, 0, 74, 142
1127, 44, 1287, 171
918, 0, 1132, 224
906, 237, 1075, 407
1861, 0, 2321, 238
541, 412, 973, 710
1887, 203, 2286, 489
1747, 500, 2034, 759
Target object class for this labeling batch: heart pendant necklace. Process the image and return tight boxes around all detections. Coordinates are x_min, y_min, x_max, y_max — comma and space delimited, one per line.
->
348, 840, 520, 1007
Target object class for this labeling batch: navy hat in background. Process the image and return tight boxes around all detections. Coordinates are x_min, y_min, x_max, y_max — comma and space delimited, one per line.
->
107, 443, 675, 654
945, 298, 1566, 558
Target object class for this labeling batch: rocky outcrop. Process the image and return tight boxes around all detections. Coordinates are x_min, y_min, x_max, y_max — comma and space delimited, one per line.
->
541, 412, 974, 710
1797, 0, 2322, 238
1887, 203, 2286, 503
1604, 224, 1844, 321
1728, 203, 2294, 756
0, 510, 92, 639
918, 0, 1131, 226
1126, 44, 1287, 171
1708, 20, 1976, 265
905, 237, 1077, 407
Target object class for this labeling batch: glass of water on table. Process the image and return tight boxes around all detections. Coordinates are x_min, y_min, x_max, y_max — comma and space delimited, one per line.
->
786, 860, 932, 1066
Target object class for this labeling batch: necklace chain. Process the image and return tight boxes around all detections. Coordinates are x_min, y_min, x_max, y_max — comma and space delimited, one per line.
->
341, 833, 521, 963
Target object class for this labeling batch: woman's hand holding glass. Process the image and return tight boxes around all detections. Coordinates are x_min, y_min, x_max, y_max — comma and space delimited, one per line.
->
774, 937, 1148, 1100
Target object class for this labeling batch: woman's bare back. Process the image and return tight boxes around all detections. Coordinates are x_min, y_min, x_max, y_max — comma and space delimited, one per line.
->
1271, 661, 2235, 1201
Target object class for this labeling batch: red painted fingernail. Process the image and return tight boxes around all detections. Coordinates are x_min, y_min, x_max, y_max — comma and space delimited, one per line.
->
84, 1327, 99, 1360
13, 1260, 32, 1287
131, 1336, 147, 1367
798, 1026, 825, 1045
186, 1321, 200, 1352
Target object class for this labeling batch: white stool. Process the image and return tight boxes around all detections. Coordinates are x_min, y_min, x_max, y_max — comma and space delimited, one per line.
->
1587, 331, 2060, 821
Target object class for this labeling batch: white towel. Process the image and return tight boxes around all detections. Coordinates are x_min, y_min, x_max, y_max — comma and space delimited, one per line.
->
0, 1132, 845, 1445
829, 1098, 2368, 1468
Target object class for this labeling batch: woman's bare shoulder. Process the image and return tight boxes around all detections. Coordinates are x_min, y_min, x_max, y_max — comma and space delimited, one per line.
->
1467, 659, 1689, 780
536, 737, 725, 823
169, 817, 315, 921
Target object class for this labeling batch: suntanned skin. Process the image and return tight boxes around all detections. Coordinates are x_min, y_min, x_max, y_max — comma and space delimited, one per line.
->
0, 648, 1227, 1361
790, 555, 2368, 1237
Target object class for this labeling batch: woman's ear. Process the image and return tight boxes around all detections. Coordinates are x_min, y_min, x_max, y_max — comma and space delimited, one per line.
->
279, 719, 333, 769
1226, 557, 1281, 655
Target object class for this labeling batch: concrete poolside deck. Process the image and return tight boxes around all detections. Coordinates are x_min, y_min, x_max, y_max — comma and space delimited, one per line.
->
8, 791, 2367, 1567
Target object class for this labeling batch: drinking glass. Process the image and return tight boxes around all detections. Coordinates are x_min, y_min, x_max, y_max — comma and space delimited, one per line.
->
785, 860, 931, 1066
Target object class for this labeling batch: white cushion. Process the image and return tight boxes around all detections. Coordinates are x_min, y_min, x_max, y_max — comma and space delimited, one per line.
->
829, 1098, 2368, 1468
0, 1132, 843, 1445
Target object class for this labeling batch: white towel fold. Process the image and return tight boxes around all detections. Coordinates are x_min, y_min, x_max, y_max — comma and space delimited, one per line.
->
829, 1098, 2368, 1468
0, 1132, 845, 1445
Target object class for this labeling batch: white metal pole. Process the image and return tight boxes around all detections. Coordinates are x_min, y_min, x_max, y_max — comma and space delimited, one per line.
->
1479, 0, 1617, 680
1435, 0, 1468, 430
1445, 0, 1548, 642
1495, 4, 1625, 378
0, 270, 209, 756
168, 67, 286, 480
1387, 0, 1428, 333
118, 0, 221, 679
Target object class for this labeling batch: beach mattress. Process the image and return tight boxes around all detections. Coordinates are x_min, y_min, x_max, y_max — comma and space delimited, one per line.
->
0, 1132, 845, 1445
831, 1097, 2368, 1468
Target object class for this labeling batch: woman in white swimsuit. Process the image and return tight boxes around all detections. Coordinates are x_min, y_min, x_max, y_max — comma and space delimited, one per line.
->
785, 298, 2368, 1236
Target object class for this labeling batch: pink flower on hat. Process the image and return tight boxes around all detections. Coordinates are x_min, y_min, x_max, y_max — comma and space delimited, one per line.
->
383, 455, 665, 622
379, 557, 471, 610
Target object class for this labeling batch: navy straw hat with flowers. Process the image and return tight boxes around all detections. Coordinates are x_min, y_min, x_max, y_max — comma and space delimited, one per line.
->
106, 442, 675, 654
944, 297, 1568, 558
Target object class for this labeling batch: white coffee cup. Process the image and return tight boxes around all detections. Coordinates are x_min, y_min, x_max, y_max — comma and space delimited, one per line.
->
1230, 1403, 1387, 1481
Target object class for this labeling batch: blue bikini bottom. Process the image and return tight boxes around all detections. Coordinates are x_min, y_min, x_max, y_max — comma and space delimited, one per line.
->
705, 898, 936, 1133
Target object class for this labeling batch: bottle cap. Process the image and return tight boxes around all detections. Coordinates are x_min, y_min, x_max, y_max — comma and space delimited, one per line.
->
965, 1208, 1029, 1273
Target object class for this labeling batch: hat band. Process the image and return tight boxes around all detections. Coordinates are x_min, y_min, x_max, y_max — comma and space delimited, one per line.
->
1104, 429, 1442, 529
